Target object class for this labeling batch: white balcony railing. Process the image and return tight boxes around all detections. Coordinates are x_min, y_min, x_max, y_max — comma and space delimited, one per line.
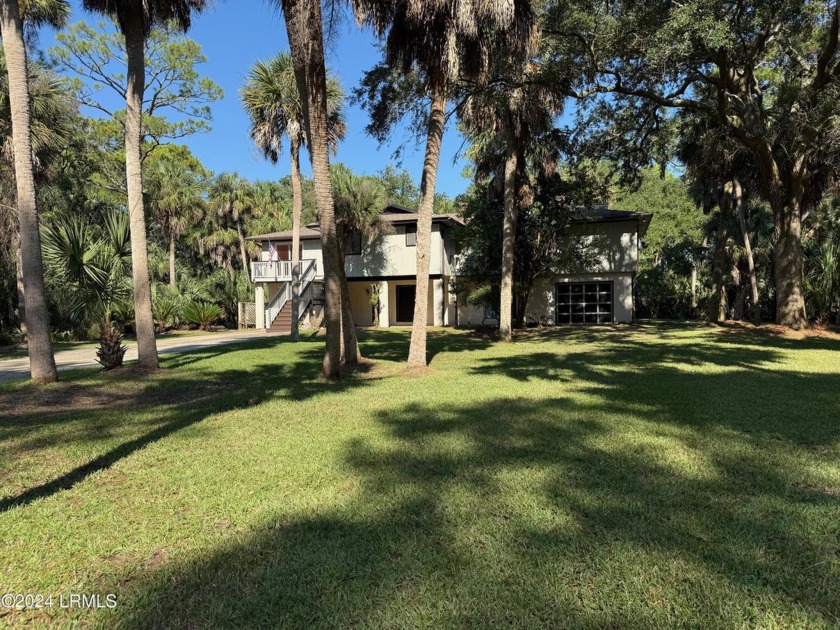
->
251, 259, 317, 281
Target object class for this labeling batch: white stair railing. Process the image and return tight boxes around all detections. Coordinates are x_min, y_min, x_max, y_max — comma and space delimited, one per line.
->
264, 259, 318, 328
265, 282, 290, 328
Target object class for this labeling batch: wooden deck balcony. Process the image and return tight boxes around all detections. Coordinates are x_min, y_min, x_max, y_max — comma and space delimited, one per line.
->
251, 259, 318, 282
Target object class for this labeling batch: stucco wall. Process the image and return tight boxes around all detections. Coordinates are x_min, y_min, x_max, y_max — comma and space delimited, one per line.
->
529, 273, 634, 323
345, 223, 448, 278
258, 223, 457, 281
570, 220, 638, 273
457, 273, 635, 325
348, 281, 375, 327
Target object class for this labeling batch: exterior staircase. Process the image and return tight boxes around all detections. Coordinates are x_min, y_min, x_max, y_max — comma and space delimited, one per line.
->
269, 301, 294, 333
262, 259, 318, 333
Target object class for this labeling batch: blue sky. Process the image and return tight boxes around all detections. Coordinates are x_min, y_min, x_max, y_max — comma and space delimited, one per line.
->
40, 1, 472, 198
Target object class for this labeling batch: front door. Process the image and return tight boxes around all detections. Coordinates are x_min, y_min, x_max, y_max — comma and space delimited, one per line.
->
396, 284, 416, 323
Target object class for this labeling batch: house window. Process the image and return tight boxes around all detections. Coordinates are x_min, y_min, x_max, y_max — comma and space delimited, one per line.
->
349, 230, 362, 255
405, 224, 417, 246
556, 282, 613, 324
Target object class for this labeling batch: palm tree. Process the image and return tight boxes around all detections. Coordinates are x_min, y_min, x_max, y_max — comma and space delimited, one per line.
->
42, 211, 133, 369
147, 154, 207, 287
331, 163, 388, 363
460, 58, 559, 340
81, 0, 208, 370
207, 173, 258, 279
0, 0, 68, 382
678, 112, 765, 324
275, 0, 344, 378
0, 44, 74, 342
241, 52, 346, 341
353, 0, 535, 366
731, 178, 761, 325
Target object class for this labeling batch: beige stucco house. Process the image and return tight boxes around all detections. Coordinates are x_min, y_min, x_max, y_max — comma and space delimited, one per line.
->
247, 204, 651, 332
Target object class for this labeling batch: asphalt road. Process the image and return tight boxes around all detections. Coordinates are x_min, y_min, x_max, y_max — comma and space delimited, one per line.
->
0, 330, 284, 382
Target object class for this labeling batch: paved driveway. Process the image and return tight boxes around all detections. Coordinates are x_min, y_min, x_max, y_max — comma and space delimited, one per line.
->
0, 330, 284, 382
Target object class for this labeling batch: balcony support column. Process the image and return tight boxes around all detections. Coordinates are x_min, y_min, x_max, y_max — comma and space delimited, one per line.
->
255, 284, 266, 330
433, 278, 445, 327
378, 281, 390, 328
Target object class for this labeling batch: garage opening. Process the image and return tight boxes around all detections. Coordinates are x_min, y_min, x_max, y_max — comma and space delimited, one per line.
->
395, 284, 416, 324
556, 282, 613, 324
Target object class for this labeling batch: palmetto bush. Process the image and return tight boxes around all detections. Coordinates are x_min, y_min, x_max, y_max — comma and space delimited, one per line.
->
41, 211, 133, 367
201, 269, 251, 327
804, 240, 840, 324
182, 301, 222, 331
152, 284, 185, 333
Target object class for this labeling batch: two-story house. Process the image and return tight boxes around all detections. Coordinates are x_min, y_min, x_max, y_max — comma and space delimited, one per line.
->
247, 204, 651, 332
248, 205, 462, 332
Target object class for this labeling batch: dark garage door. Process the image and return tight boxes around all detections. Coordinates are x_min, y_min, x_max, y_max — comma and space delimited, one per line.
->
556, 282, 613, 324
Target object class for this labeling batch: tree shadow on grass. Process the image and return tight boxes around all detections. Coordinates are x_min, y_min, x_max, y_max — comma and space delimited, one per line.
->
468, 339, 840, 444
0, 337, 383, 512
109, 347, 840, 627
357, 327, 495, 364
520, 321, 840, 354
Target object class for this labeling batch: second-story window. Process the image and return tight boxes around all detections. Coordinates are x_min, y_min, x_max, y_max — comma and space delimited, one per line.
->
349, 230, 362, 255
405, 224, 417, 247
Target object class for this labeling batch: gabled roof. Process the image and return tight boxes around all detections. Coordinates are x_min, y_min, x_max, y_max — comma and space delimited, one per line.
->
248, 204, 464, 242
575, 205, 653, 238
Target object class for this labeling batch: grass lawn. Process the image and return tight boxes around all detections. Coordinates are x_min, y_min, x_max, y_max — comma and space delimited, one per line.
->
0, 324, 838, 628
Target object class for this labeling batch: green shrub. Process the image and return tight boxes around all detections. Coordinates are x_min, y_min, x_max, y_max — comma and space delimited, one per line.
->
182, 301, 222, 331
153, 285, 185, 333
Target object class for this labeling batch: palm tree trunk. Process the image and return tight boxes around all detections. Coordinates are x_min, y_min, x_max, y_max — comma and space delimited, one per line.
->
124, 16, 158, 369
280, 0, 341, 378
733, 179, 761, 325
290, 135, 302, 341
690, 262, 697, 309
14, 234, 26, 337
499, 142, 518, 342
407, 81, 447, 368
710, 207, 729, 323
169, 231, 177, 287
339, 258, 360, 364
0, 0, 57, 382
237, 220, 249, 280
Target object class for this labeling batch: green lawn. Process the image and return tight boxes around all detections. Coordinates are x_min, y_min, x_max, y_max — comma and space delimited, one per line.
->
0, 325, 838, 628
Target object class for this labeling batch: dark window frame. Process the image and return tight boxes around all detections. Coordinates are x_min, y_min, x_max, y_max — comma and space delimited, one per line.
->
405, 224, 417, 247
